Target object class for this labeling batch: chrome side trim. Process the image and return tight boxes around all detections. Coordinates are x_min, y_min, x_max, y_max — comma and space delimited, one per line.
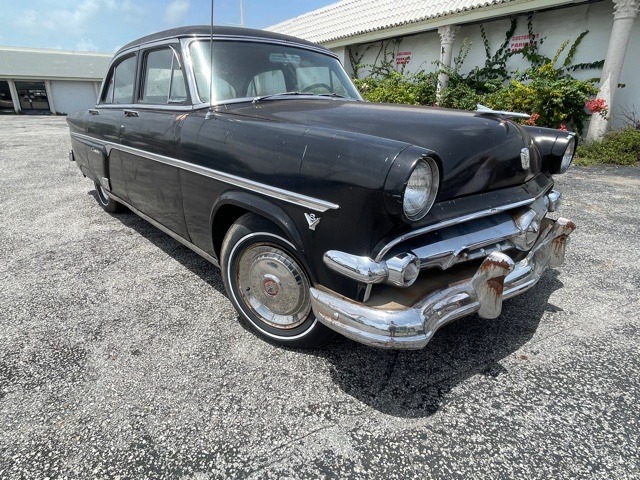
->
104, 190, 220, 268
70, 132, 339, 213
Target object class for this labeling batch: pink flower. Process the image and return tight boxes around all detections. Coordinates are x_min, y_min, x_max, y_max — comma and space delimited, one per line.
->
525, 113, 540, 126
559, 123, 568, 131
585, 98, 608, 114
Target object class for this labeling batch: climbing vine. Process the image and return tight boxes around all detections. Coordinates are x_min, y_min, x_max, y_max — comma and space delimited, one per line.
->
351, 14, 603, 134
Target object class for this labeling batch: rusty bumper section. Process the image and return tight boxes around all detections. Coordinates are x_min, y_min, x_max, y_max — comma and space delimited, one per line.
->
310, 217, 576, 349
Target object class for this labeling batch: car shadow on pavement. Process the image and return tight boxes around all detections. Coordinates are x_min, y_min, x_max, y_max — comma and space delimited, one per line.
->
307, 270, 564, 418
90, 192, 226, 295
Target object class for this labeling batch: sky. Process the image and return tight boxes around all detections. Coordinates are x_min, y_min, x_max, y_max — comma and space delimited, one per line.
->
1, 0, 336, 53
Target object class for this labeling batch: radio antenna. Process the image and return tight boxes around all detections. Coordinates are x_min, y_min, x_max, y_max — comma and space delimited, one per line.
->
208, 0, 215, 113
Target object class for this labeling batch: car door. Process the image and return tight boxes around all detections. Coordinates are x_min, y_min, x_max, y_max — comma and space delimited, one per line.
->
87, 51, 139, 204
117, 43, 191, 239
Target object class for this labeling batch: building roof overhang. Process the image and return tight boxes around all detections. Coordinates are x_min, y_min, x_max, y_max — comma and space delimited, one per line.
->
268, 0, 591, 48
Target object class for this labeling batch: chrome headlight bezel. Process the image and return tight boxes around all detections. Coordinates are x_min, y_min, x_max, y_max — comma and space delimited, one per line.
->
402, 157, 440, 222
560, 135, 576, 173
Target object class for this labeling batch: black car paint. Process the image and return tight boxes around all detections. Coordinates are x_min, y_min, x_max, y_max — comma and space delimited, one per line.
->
224, 100, 540, 200
67, 27, 569, 303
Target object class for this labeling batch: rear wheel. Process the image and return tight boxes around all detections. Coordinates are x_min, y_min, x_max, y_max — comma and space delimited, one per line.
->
95, 182, 124, 213
220, 213, 333, 348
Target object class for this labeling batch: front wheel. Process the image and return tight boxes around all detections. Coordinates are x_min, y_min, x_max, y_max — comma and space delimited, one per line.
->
220, 213, 333, 348
95, 182, 124, 213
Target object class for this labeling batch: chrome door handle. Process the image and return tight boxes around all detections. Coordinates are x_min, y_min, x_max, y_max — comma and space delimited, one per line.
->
123, 109, 139, 117
89, 109, 100, 115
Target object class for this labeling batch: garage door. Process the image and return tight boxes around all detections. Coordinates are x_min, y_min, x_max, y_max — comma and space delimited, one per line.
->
50, 81, 99, 115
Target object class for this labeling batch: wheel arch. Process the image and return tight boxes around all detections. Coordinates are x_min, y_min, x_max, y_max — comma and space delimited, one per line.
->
210, 191, 306, 261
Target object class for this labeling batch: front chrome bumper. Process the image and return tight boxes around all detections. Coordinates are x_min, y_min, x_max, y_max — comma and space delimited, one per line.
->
310, 217, 575, 349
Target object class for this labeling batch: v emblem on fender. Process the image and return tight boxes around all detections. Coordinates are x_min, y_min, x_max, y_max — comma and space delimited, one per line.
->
304, 213, 321, 231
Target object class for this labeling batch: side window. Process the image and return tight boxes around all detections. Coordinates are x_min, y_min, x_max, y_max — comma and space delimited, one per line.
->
141, 47, 187, 104
247, 70, 286, 96
102, 55, 137, 104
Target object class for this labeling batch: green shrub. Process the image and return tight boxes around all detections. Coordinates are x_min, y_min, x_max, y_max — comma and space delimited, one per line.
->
353, 71, 437, 105
349, 18, 602, 135
438, 79, 483, 110
575, 128, 640, 166
484, 39, 599, 134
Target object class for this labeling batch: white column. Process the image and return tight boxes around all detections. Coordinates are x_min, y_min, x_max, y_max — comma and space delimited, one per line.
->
436, 25, 460, 101
44, 80, 56, 114
332, 46, 353, 77
586, 0, 639, 142
7, 79, 21, 113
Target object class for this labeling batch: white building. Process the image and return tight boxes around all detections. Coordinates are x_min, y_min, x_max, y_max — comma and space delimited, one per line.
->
269, 0, 640, 139
0, 46, 112, 115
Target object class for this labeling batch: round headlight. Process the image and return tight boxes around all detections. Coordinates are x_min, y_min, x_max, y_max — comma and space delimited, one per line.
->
402, 159, 439, 221
560, 136, 575, 172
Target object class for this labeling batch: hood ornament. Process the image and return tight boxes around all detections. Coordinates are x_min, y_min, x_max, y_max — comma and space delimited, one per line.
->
476, 104, 531, 120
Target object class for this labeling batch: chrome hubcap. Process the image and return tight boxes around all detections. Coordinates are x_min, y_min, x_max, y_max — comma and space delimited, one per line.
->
237, 245, 311, 329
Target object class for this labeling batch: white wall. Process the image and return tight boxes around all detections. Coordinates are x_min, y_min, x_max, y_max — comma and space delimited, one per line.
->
49, 80, 99, 115
342, 1, 639, 128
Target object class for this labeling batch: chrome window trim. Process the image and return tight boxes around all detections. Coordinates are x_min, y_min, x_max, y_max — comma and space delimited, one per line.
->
138, 41, 188, 106
70, 132, 339, 213
96, 104, 195, 112
98, 48, 139, 106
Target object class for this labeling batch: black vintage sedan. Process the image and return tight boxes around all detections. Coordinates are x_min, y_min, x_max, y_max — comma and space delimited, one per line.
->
67, 26, 576, 349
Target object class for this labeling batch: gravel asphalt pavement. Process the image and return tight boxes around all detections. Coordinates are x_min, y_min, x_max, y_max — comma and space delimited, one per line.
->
1, 115, 639, 479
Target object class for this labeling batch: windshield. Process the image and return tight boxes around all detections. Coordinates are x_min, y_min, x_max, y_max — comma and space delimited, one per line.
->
189, 40, 362, 104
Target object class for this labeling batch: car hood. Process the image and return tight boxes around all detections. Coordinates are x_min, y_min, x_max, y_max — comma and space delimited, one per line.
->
225, 99, 538, 199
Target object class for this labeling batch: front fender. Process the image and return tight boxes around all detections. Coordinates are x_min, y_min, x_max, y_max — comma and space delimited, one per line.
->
210, 190, 306, 258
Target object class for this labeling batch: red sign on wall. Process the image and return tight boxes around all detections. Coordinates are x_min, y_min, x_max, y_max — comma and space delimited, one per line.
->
396, 51, 411, 65
510, 33, 540, 52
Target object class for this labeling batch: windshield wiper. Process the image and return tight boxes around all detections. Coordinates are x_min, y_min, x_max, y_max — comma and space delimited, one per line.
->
316, 92, 346, 98
252, 91, 305, 103
252, 91, 348, 103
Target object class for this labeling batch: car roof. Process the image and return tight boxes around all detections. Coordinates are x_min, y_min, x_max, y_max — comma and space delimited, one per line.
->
116, 25, 330, 56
